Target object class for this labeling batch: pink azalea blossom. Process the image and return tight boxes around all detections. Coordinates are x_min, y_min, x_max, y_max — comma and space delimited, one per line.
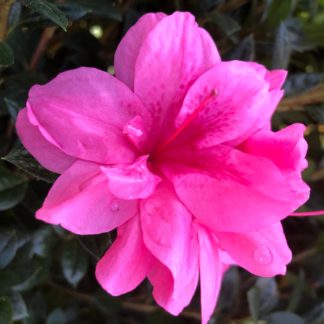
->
16, 12, 310, 324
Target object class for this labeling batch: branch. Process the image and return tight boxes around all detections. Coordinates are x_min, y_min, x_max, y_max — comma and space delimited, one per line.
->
278, 84, 324, 111
27, 26, 56, 71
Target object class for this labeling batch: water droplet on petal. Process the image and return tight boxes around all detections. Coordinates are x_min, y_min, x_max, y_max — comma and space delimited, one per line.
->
253, 246, 273, 265
110, 199, 120, 212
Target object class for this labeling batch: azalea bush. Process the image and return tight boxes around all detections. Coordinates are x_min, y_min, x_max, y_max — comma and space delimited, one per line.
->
0, 0, 324, 323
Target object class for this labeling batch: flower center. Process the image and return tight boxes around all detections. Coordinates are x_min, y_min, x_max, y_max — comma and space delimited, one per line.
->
155, 89, 218, 153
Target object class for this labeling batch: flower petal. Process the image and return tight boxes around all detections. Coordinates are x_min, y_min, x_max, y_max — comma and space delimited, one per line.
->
115, 12, 166, 90
217, 222, 292, 277
27, 67, 150, 165
96, 215, 153, 296
162, 145, 306, 232
16, 108, 75, 173
101, 155, 161, 200
141, 182, 199, 315
174, 61, 284, 148
243, 62, 287, 90
134, 12, 220, 149
36, 161, 137, 234
240, 124, 310, 200
198, 225, 223, 324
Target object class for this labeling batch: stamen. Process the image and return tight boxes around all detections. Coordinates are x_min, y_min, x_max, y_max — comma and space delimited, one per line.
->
291, 210, 324, 216
156, 89, 218, 152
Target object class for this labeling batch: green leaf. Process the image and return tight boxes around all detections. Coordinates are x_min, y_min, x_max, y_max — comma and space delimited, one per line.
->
0, 259, 41, 291
247, 278, 278, 320
0, 231, 18, 270
0, 166, 27, 211
4, 98, 19, 121
64, 0, 122, 21
22, 0, 68, 31
3, 144, 57, 183
61, 239, 89, 287
32, 226, 57, 257
8, 292, 28, 321
0, 297, 13, 324
0, 42, 14, 67
263, 311, 305, 324
46, 309, 67, 324
211, 12, 241, 37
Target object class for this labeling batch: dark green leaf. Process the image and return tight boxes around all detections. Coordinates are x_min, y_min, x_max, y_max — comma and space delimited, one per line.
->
272, 21, 292, 69
0, 297, 13, 324
3, 145, 57, 183
0, 166, 27, 211
287, 271, 305, 312
8, 292, 28, 321
247, 278, 278, 320
46, 309, 67, 324
3, 98, 19, 121
211, 12, 241, 36
61, 239, 89, 287
0, 42, 14, 67
0, 231, 18, 270
22, 0, 68, 31
64, 0, 122, 20
32, 226, 57, 257
0, 259, 41, 291
263, 311, 305, 324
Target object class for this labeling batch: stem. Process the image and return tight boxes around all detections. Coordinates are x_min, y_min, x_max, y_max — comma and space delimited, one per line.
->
27, 26, 56, 71
291, 210, 324, 216
278, 84, 324, 111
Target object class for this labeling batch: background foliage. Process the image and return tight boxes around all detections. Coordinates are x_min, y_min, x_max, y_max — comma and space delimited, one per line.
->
0, 0, 324, 323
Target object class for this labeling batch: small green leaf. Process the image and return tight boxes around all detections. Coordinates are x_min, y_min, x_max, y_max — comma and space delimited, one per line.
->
0, 42, 14, 67
3, 145, 57, 183
0, 166, 27, 211
247, 278, 278, 320
23, 0, 68, 31
211, 12, 241, 37
8, 292, 28, 321
263, 311, 305, 324
32, 226, 57, 257
0, 231, 18, 270
0, 297, 13, 324
61, 239, 89, 287
46, 309, 67, 324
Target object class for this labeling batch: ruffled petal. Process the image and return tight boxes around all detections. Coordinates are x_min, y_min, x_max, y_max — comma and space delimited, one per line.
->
161, 145, 306, 233
141, 182, 199, 315
240, 124, 310, 202
36, 161, 138, 234
134, 12, 220, 149
243, 62, 287, 90
96, 215, 153, 296
114, 12, 166, 90
101, 155, 161, 200
174, 61, 285, 148
16, 108, 75, 174
217, 222, 292, 277
198, 225, 223, 324
27, 67, 150, 165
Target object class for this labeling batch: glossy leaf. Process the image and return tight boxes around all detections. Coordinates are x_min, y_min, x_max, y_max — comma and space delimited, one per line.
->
61, 239, 89, 287
0, 166, 27, 211
0, 297, 13, 324
22, 0, 68, 31
0, 42, 14, 67
0, 231, 18, 270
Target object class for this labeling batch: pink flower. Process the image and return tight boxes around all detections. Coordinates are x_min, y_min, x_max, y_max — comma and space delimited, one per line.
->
16, 12, 310, 324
